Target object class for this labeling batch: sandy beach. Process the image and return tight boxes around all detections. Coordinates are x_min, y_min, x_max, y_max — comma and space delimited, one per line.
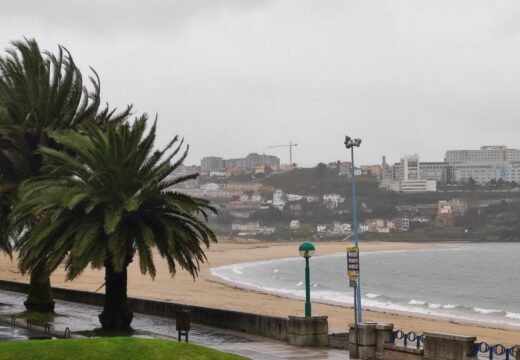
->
0, 239, 519, 346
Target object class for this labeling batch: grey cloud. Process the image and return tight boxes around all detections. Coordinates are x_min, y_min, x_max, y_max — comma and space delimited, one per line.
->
0, 0, 268, 36
1, 0, 520, 166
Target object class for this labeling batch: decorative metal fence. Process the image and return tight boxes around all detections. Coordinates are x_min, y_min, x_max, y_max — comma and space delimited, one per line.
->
392, 330, 423, 350
473, 342, 518, 360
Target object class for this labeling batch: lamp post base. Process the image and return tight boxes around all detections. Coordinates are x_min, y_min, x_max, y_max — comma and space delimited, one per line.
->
305, 302, 311, 317
288, 315, 329, 347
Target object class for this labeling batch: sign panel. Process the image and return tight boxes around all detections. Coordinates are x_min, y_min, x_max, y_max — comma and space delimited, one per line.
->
347, 247, 360, 277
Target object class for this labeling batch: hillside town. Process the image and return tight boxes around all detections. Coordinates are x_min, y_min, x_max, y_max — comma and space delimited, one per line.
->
172, 146, 520, 240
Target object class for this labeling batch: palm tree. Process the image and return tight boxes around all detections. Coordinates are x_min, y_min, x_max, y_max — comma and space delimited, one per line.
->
0, 38, 131, 312
12, 117, 217, 330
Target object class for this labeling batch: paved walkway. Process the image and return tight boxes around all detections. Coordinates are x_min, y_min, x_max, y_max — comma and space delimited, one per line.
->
214, 340, 348, 359
0, 290, 348, 359
0, 323, 52, 341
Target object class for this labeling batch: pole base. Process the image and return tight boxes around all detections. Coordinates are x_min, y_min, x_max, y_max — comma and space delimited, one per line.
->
288, 315, 329, 347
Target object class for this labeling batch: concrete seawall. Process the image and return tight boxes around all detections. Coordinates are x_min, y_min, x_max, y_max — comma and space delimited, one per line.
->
0, 279, 288, 341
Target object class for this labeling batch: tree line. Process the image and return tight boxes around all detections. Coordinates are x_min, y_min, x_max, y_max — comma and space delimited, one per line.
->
0, 39, 216, 331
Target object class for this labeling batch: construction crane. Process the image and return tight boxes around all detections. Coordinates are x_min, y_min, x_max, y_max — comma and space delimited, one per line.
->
267, 141, 298, 165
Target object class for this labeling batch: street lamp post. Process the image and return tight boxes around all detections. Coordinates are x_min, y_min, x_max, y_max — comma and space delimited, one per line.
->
345, 136, 363, 324
299, 241, 315, 317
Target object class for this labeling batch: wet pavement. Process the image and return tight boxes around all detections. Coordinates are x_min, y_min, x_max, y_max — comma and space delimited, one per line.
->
0, 323, 52, 341
0, 290, 348, 359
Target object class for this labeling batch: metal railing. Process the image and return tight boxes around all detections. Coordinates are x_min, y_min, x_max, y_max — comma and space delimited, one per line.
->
473, 342, 518, 360
2, 315, 70, 339
392, 330, 423, 350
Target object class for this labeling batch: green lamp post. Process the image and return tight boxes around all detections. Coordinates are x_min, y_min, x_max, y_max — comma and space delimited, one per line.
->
299, 241, 316, 317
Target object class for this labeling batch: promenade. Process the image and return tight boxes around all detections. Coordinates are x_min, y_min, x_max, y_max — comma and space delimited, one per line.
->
0, 290, 346, 359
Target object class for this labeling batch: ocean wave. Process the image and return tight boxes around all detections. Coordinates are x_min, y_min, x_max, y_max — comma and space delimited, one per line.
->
409, 299, 427, 305
506, 312, 520, 320
231, 266, 244, 275
473, 307, 503, 315
296, 281, 303, 287
443, 304, 459, 310
428, 304, 442, 309
360, 247, 462, 257
366, 293, 381, 299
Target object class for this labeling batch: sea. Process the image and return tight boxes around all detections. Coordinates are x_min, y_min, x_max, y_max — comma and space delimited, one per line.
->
211, 243, 520, 328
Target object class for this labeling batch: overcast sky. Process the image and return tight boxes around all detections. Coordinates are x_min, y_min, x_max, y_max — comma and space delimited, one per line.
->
1, 0, 520, 167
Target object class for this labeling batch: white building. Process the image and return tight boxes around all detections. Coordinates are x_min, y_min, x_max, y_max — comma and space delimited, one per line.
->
401, 180, 437, 193
273, 189, 286, 210
438, 201, 452, 215
322, 193, 345, 209
387, 154, 438, 192
209, 171, 229, 178
262, 227, 276, 235
446, 146, 520, 164
290, 220, 301, 231
201, 183, 220, 191
420, 162, 449, 183
400, 154, 420, 181
332, 222, 351, 233
389, 179, 437, 193
231, 222, 261, 231
452, 162, 520, 184
316, 223, 351, 234
287, 194, 304, 202
229, 211, 251, 219
446, 146, 520, 184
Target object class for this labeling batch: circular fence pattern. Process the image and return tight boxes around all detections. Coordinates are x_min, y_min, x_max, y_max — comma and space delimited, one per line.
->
474, 342, 518, 359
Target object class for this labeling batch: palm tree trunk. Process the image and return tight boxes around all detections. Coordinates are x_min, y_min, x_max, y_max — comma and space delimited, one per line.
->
98, 258, 133, 331
24, 263, 55, 312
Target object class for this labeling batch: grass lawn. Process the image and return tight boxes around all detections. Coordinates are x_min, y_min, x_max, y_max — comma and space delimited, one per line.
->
0, 337, 248, 360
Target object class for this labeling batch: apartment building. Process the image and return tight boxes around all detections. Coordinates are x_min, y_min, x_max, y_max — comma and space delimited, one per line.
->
446, 146, 520, 184
200, 156, 224, 172
400, 154, 420, 180
420, 162, 450, 183
446, 146, 520, 164
387, 154, 438, 192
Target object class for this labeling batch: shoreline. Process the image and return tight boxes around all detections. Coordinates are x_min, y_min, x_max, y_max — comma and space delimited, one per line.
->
0, 240, 519, 345
208, 242, 520, 334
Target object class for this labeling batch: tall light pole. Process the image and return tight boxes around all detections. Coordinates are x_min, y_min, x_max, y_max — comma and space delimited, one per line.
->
345, 135, 363, 324
299, 241, 315, 317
